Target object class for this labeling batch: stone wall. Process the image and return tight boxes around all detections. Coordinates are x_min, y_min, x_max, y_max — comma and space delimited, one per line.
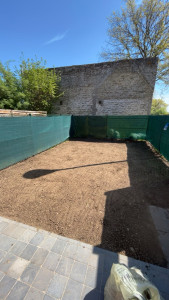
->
52, 57, 158, 115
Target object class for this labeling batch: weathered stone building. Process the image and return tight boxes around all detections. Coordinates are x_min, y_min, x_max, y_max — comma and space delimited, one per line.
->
52, 57, 158, 115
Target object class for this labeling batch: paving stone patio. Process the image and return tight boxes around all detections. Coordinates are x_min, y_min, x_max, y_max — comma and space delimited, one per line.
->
0, 216, 168, 300
149, 205, 169, 268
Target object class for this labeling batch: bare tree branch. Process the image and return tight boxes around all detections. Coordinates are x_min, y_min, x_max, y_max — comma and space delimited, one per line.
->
100, 0, 169, 82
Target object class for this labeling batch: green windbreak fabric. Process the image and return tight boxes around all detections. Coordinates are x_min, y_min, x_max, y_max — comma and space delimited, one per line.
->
71, 116, 148, 139
71, 116, 107, 138
107, 116, 148, 139
88, 117, 107, 138
160, 127, 169, 161
0, 115, 71, 170
146, 115, 169, 161
70, 116, 88, 137
1, 114, 169, 170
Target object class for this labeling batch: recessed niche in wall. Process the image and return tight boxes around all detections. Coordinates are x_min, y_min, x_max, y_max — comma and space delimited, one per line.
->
60, 101, 63, 105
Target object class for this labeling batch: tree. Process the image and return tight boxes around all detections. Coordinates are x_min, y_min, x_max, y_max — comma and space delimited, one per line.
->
0, 58, 62, 113
101, 0, 169, 83
0, 62, 27, 110
151, 98, 168, 114
158, 52, 169, 84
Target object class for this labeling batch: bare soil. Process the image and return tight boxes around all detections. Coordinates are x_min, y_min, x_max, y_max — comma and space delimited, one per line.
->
0, 139, 169, 267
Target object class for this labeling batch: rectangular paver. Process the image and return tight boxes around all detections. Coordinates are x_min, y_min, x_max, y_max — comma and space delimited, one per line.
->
21, 262, 40, 284
1, 223, 18, 236
75, 245, 92, 264
32, 267, 54, 292
51, 239, 67, 255
30, 232, 45, 246
0, 221, 8, 232
70, 261, 87, 283
43, 251, 61, 271
62, 278, 83, 300
24, 287, 44, 300
149, 206, 169, 233
0, 234, 16, 251
9, 240, 27, 256
0, 275, 16, 298
47, 273, 68, 298
31, 248, 49, 266
20, 244, 37, 260
63, 242, 78, 259
6, 281, 29, 300
85, 266, 102, 291
88, 252, 104, 270
0, 253, 17, 273
39, 236, 56, 251
56, 256, 74, 277
19, 229, 36, 243
7, 257, 29, 279
10, 226, 26, 239
3, 224, 26, 239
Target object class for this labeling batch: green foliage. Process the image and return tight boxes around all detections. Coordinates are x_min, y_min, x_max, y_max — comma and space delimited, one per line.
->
158, 52, 169, 85
151, 98, 168, 115
0, 58, 62, 113
0, 62, 27, 110
101, 0, 169, 82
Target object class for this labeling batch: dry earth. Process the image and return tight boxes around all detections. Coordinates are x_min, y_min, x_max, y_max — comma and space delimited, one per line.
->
0, 139, 169, 267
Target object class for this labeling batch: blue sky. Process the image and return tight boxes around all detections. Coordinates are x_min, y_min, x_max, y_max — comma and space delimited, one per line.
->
1, 0, 168, 108
1, 0, 119, 67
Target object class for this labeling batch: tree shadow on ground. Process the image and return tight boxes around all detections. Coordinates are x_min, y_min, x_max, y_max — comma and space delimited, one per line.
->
23, 160, 127, 179
99, 141, 169, 266
84, 141, 169, 299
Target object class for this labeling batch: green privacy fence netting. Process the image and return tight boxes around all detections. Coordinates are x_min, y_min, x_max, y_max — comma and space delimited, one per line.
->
107, 116, 148, 139
146, 115, 169, 161
0, 115, 71, 170
70, 115, 169, 161
70, 116, 149, 140
0, 114, 169, 170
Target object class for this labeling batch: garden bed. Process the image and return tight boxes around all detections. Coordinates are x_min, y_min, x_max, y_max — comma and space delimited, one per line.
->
0, 139, 169, 267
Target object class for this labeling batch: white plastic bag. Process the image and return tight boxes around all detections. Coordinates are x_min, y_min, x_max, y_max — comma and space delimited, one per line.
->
104, 264, 163, 300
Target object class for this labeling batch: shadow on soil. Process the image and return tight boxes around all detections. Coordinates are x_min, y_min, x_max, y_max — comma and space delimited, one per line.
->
101, 141, 169, 264
23, 160, 127, 179
84, 140, 169, 299
23, 139, 169, 298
